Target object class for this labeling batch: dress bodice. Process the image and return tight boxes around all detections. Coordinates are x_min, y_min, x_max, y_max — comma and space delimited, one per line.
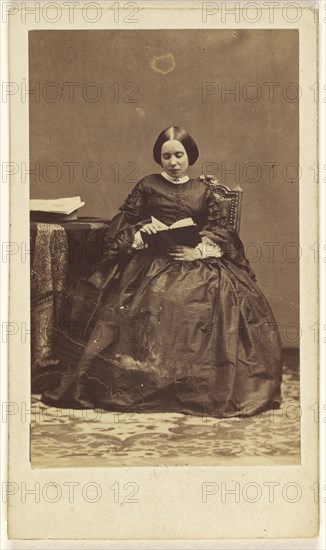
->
120, 174, 211, 229
93, 172, 255, 282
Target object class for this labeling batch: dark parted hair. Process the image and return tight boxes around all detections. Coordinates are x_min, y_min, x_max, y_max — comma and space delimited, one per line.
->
153, 126, 199, 166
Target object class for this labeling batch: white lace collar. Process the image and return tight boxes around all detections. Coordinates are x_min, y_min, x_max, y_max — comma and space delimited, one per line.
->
160, 171, 190, 184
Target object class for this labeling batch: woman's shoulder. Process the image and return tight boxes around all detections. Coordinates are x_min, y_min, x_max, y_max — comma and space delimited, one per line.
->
189, 177, 209, 187
134, 174, 209, 193
133, 173, 163, 190
188, 177, 212, 195
137, 173, 162, 183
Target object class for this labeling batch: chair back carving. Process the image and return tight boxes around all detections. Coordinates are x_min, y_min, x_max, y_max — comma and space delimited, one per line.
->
199, 175, 243, 234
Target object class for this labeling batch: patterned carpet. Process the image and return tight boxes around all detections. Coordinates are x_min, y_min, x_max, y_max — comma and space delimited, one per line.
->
31, 349, 300, 467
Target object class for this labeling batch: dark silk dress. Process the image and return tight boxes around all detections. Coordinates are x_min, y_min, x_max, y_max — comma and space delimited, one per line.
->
42, 174, 283, 417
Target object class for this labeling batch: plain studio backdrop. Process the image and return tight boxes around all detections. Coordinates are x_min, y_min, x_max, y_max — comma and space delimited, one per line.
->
29, 29, 299, 343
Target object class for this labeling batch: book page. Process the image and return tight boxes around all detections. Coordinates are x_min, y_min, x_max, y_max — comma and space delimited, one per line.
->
150, 216, 169, 230
169, 218, 195, 229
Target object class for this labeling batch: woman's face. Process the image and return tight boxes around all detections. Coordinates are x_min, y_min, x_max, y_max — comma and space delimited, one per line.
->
161, 140, 189, 178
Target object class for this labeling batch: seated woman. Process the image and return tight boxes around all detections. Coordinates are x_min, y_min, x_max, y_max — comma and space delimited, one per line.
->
42, 126, 283, 417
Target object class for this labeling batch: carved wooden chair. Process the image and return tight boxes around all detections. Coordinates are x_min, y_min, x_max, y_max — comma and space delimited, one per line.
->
199, 175, 243, 234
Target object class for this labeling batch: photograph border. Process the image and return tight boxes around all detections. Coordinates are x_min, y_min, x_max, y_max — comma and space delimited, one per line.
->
3, 0, 322, 543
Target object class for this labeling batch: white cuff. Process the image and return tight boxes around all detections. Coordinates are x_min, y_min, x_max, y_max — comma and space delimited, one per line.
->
132, 230, 145, 249
196, 236, 223, 259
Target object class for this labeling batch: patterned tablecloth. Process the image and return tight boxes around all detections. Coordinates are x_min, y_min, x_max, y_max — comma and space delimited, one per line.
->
30, 219, 110, 389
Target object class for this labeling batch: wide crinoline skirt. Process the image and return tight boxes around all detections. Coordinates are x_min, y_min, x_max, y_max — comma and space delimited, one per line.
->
42, 250, 283, 418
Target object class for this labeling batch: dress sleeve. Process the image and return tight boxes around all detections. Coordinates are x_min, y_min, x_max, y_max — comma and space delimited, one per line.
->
118, 179, 148, 224
200, 188, 256, 280
90, 179, 150, 274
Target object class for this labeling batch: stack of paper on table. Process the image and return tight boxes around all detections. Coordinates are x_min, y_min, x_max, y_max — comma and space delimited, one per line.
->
30, 196, 85, 221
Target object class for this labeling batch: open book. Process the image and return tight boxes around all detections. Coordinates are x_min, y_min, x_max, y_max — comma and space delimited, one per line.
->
30, 196, 85, 221
141, 216, 201, 251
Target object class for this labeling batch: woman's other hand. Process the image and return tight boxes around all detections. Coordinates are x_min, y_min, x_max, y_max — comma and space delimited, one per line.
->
168, 246, 202, 262
132, 230, 148, 250
140, 223, 158, 235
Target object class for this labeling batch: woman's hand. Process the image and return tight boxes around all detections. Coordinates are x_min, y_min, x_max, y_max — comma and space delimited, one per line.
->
140, 223, 158, 235
132, 230, 148, 250
168, 246, 202, 262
